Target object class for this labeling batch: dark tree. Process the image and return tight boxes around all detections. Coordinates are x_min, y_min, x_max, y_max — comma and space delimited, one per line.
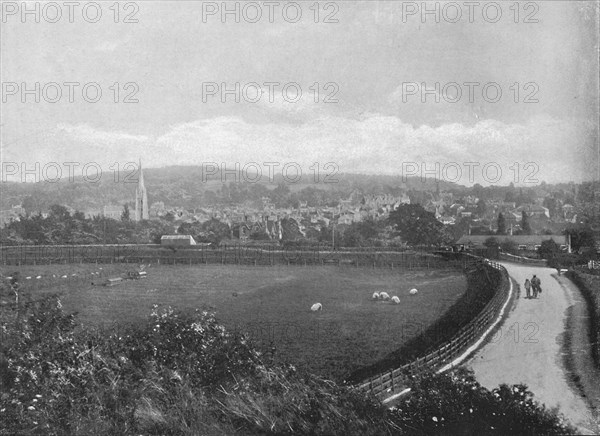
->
121, 204, 131, 222
500, 238, 518, 255
497, 213, 506, 235
538, 239, 560, 259
476, 199, 487, 216
388, 204, 449, 246
521, 211, 531, 234
200, 218, 231, 245
484, 237, 499, 248
564, 225, 596, 252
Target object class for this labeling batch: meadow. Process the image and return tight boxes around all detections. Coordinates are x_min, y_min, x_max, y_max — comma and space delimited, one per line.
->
2, 263, 466, 380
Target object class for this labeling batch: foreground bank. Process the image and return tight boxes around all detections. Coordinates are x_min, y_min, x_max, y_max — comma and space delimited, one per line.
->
0, 282, 578, 435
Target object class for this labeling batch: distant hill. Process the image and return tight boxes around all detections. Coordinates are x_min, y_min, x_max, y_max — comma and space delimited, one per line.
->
0, 165, 460, 213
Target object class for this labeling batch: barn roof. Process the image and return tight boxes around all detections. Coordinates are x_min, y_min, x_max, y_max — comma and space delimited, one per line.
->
456, 234, 567, 246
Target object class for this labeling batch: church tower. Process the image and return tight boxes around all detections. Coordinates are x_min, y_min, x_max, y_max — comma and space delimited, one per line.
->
135, 159, 149, 221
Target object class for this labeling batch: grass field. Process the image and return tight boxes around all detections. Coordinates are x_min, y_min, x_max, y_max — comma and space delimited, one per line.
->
2, 263, 466, 381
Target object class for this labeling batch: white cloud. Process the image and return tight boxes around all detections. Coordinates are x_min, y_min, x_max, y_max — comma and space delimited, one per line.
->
3, 115, 594, 186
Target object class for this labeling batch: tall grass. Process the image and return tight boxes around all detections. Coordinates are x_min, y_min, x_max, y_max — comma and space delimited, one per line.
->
0, 275, 577, 435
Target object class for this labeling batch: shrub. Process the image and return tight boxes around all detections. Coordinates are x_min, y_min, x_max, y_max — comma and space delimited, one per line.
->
565, 270, 600, 368
0, 288, 579, 435
392, 368, 576, 435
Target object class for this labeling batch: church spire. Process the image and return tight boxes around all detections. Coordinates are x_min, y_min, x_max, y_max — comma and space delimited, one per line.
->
135, 159, 149, 221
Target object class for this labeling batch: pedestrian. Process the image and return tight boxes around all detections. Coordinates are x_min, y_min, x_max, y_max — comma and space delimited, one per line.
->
524, 278, 532, 299
531, 275, 541, 298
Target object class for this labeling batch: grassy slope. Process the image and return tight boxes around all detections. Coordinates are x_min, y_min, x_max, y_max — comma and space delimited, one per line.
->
566, 270, 600, 368
2, 264, 466, 381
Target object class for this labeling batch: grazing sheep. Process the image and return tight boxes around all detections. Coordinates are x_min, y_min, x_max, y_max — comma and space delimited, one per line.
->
52, 274, 56, 278
72, 273, 76, 276
409, 288, 418, 295
61, 275, 67, 278
379, 292, 390, 301
36, 275, 41, 279
25, 276, 31, 280
311, 303, 323, 312
372, 292, 380, 300
391, 296, 400, 304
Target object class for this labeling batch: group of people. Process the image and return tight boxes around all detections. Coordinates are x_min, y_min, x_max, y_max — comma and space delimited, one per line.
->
524, 275, 542, 299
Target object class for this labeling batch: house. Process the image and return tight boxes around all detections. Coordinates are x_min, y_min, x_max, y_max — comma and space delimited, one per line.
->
438, 216, 456, 225
515, 204, 550, 218
160, 235, 197, 246
103, 205, 123, 220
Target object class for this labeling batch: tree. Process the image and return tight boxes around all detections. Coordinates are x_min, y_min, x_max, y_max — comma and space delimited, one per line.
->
476, 199, 487, 216
388, 204, 449, 246
497, 213, 506, 235
177, 221, 204, 241
564, 225, 596, 252
199, 218, 231, 245
500, 238, 518, 255
538, 239, 560, 259
484, 237, 499, 248
121, 204, 131, 222
521, 211, 531, 234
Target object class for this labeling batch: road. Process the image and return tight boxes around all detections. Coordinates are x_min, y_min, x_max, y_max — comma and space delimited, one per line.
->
468, 262, 600, 434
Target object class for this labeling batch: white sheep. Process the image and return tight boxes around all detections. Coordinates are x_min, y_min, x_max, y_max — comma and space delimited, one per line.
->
391, 296, 401, 304
379, 292, 390, 301
25, 276, 31, 280
311, 303, 323, 312
36, 275, 41, 279
61, 275, 67, 278
409, 288, 418, 295
372, 292, 380, 300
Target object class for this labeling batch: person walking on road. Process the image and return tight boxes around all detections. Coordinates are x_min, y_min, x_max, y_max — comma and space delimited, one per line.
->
531, 275, 541, 299
524, 278, 532, 299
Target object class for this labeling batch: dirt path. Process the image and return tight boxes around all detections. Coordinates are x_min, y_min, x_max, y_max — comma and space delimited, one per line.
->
468, 262, 600, 434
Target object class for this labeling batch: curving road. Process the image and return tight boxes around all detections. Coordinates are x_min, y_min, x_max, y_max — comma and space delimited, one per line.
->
468, 262, 600, 434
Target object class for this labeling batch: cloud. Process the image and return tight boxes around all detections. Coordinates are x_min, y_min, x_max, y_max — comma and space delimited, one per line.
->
151, 113, 594, 185
94, 41, 120, 52
2, 115, 595, 186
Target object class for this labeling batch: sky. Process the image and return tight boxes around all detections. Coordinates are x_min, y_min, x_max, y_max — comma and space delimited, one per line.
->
1, 1, 599, 186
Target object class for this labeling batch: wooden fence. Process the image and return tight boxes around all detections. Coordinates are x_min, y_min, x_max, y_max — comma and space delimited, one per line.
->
354, 256, 511, 400
1, 244, 473, 271
499, 252, 547, 266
